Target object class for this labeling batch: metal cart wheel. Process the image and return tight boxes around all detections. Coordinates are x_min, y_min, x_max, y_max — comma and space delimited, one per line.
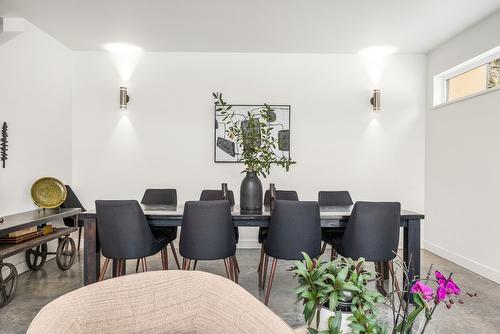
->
0, 262, 18, 308
25, 243, 48, 271
56, 237, 76, 271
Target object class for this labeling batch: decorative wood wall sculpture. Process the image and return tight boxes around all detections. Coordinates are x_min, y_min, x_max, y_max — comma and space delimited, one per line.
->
1, 122, 8, 168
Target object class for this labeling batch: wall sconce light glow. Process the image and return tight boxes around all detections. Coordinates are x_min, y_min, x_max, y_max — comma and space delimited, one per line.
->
103, 43, 143, 82
358, 46, 398, 84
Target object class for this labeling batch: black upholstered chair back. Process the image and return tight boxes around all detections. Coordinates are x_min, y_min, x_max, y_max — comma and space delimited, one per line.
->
263, 190, 299, 206
180, 201, 236, 260
141, 189, 177, 206
61, 185, 86, 227
339, 201, 401, 262
95, 200, 157, 260
200, 189, 235, 205
318, 191, 353, 206
264, 200, 321, 260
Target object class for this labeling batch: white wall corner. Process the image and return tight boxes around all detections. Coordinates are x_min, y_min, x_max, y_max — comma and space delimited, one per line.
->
0, 17, 25, 46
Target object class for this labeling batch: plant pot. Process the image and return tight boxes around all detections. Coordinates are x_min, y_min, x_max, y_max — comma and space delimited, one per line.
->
240, 171, 262, 214
313, 305, 352, 333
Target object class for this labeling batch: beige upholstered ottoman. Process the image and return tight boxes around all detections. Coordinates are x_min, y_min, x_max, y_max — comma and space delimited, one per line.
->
28, 270, 296, 334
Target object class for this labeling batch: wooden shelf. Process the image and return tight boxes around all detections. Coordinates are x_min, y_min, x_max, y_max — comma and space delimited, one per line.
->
0, 227, 77, 260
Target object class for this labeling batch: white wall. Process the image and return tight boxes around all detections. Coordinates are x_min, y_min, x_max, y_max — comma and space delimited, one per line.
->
425, 10, 500, 283
72, 51, 426, 247
0, 22, 73, 270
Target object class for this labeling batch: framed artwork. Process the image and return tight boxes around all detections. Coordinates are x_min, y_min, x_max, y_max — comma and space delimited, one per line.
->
214, 104, 291, 163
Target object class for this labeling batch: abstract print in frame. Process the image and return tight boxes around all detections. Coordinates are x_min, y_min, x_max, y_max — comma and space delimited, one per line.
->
214, 104, 291, 163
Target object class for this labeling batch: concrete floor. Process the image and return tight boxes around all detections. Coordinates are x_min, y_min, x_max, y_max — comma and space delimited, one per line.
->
1, 249, 499, 333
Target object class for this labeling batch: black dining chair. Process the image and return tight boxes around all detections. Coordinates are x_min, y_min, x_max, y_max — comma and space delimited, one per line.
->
61, 185, 86, 251
258, 189, 299, 288
95, 200, 174, 280
334, 201, 402, 296
179, 201, 238, 282
262, 200, 321, 305
199, 189, 238, 271
139, 189, 180, 270
318, 191, 353, 260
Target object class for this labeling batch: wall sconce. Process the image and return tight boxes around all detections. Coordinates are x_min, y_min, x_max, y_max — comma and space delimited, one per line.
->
120, 86, 130, 109
370, 89, 380, 111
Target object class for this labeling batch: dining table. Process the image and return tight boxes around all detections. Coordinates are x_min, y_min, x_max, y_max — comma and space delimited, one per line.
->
80, 204, 424, 286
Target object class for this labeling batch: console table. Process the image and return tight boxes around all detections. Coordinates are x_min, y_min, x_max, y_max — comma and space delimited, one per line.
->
0, 208, 81, 308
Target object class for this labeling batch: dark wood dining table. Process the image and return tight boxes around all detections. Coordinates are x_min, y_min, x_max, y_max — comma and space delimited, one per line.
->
81, 205, 424, 286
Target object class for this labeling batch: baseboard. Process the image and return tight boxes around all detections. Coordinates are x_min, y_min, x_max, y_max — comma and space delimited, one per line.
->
424, 240, 500, 284
236, 239, 260, 249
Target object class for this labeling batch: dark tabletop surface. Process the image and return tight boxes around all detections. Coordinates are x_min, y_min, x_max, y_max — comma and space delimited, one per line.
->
80, 204, 424, 220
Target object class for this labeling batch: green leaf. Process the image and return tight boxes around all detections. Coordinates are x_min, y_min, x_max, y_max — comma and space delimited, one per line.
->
349, 322, 366, 331
395, 306, 424, 332
413, 292, 425, 308
304, 300, 317, 324
303, 252, 313, 269
337, 266, 349, 282
328, 293, 338, 310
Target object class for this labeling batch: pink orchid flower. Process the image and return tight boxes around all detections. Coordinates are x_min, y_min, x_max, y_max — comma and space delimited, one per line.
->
436, 285, 447, 301
410, 281, 434, 300
435, 271, 461, 296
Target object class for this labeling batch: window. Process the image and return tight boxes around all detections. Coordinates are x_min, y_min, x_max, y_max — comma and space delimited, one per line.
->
446, 58, 500, 102
447, 65, 488, 101
433, 46, 500, 106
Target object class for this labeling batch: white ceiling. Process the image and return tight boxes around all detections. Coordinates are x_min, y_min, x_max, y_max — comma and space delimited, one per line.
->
1, 0, 499, 53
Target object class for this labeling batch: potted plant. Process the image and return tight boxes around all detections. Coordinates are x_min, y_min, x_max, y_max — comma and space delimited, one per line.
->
213, 92, 295, 213
292, 253, 386, 333
384, 256, 475, 334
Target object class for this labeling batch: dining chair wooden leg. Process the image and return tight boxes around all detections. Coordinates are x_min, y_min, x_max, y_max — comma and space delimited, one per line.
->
135, 259, 141, 273
224, 258, 230, 279
374, 262, 387, 296
321, 242, 327, 254
383, 261, 390, 280
77, 227, 82, 251
185, 259, 191, 271
388, 261, 403, 302
116, 260, 121, 277
228, 257, 235, 282
264, 258, 278, 306
140, 258, 145, 272
116, 260, 123, 277
231, 256, 239, 284
161, 248, 168, 270
330, 247, 337, 261
235, 256, 241, 273
143, 258, 148, 272
262, 254, 269, 290
193, 260, 198, 270
99, 258, 110, 281
169, 243, 181, 269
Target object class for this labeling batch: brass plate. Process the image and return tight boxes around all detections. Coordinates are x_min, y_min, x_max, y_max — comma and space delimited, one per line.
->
31, 177, 67, 209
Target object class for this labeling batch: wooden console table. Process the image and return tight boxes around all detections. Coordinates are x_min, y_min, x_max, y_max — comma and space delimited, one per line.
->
0, 208, 81, 308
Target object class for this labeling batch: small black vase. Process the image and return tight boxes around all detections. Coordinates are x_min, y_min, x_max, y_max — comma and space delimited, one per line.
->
240, 171, 263, 214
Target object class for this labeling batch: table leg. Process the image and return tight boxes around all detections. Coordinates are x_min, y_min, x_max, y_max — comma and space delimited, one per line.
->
84, 217, 100, 285
403, 219, 421, 284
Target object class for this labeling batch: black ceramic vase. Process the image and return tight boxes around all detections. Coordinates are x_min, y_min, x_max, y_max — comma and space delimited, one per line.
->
240, 171, 263, 213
